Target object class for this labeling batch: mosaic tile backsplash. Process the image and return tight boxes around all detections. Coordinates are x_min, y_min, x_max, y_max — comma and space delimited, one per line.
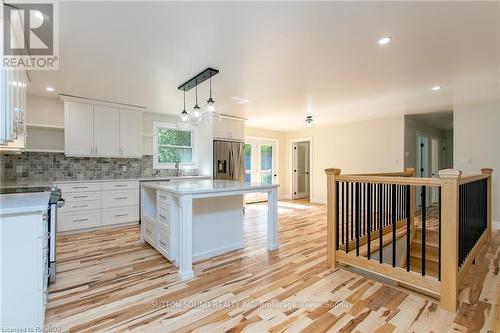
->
0, 152, 198, 186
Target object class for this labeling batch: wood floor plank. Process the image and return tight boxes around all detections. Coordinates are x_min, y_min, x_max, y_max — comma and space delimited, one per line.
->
46, 199, 499, 332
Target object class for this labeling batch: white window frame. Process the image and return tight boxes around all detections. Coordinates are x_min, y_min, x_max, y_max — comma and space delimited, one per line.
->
153, 121, 197, 169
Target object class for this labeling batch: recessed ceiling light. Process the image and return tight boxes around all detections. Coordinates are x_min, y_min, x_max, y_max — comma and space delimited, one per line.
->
432, 86, 441, 91
378, 37, 392, 46
46, 87, 55, 92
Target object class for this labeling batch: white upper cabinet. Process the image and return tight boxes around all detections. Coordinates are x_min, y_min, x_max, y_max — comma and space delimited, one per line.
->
63, 97, 143, 158
119, 109, 142, 157
64, 101, 94, 156
0, 69, 28, 151
94, 105, 120, 156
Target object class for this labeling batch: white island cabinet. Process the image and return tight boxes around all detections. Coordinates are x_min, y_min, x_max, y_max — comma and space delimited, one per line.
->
0, 192, 51, 330
140, 180, 279, 279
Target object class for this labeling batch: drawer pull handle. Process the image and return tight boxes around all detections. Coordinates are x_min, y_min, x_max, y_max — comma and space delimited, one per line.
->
114, 184, 128, 187
73, 218, 89, 222
73, 195, 89, 199
159, 214, 167, 219
115, 197, 128, 200
115, 214, 128, 217
145, 228, 152, 233
159, 195, 167, 199
159, 240, 167, 246
73, 204, 88, 208
72, 186, 88, 189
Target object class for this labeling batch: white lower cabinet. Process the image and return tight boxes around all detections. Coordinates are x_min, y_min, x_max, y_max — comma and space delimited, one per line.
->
56, 180, 140, 233
0, 210, 48, 329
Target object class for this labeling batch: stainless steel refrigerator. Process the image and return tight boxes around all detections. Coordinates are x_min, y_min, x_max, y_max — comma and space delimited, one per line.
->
213, 140, 245, 181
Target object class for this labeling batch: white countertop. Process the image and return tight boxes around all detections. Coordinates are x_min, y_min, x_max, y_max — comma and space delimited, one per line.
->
0, 192, 50, 215
141, 179, 279, 195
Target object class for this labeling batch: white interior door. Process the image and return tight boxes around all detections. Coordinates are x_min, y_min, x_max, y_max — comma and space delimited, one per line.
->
292, 141, 310, 199
244, 139, 277, 203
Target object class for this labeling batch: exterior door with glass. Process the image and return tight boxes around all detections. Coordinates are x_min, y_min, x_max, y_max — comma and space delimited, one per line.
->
292, 141, 310, 199
245, 139, 277, 203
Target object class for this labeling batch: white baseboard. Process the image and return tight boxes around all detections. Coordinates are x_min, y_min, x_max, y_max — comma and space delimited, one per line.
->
279, 194, 292, 200
492, 220, 500, 230
193, 242, 244, 262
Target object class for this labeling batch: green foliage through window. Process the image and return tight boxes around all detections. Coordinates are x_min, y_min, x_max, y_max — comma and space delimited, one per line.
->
157, 128, 193, 164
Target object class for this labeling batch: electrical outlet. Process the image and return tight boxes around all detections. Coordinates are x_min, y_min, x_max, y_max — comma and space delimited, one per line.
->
16, 165, 22, 173
122, 165, 127, 172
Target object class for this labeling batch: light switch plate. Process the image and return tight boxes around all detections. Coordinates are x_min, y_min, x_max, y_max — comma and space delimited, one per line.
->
122, 165, 127, 172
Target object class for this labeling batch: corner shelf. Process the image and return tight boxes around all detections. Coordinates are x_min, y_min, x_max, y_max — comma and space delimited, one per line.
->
26, 123, 64, 130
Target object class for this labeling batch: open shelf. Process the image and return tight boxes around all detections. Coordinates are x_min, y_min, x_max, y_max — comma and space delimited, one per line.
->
26, 123, 64, 130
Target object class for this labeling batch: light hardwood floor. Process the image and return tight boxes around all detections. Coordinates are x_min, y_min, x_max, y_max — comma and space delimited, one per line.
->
47, 200, 499, 332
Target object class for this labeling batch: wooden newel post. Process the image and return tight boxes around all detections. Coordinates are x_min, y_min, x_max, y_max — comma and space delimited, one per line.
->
481, 168, 493, 236
325, 168, 341, 269
406, 168, 416, 228
438, 169, 462, 312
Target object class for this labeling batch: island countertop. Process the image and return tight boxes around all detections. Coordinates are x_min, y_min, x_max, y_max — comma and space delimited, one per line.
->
141, 179, 279, 195
0, 192, 51, 215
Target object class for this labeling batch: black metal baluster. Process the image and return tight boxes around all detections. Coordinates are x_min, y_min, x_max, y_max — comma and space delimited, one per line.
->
421, 186, 426, 276
351, 182, 354, 241
379, 184, 383, 264
367, 183, 372, 260
356, 183, 360, 256
406, 185, 411, 272
392, 184, 396, 267
346, 182, 349, 253
341, 182, 345, 246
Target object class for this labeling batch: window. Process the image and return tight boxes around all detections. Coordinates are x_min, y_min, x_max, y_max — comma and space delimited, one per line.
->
153, 122, 196, 169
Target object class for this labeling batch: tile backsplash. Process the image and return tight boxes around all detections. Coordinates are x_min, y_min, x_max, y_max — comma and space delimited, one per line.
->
0, 152, 198, 185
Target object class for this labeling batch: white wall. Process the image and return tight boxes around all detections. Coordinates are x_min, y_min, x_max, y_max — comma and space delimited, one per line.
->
287, 115, 405, 203
26, 95, 64, 127
454, 101, 500, 221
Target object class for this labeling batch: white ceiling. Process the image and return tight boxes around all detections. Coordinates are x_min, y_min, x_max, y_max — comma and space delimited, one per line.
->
28, 1, 500, 131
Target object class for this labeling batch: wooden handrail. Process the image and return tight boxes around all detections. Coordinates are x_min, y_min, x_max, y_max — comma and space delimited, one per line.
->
458, 173, 489, 185
336, 175, 442, 186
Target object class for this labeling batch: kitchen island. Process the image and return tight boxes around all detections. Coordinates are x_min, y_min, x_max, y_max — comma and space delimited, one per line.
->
140, 179, 279, 279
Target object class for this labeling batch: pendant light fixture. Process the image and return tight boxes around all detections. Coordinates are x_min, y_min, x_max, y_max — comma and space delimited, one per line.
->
206, 76, 215, 112
180, 89, 188, 122
192, 80, 202, 119
178, 67, 220, 126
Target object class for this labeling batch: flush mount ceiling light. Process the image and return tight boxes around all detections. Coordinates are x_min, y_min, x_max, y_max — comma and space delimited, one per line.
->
305, 115, 314, 128
378, 36, 392, 46
178, 67, 220, 127
432, 86, 442, 91
46, 86, 55, 92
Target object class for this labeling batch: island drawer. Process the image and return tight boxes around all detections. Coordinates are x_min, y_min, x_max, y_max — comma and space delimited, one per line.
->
157, 192, 174, 205
65, 191, 101, 202
57, 182, 101, 193
58, 210, 101, 232
157, 230, 171, 259
102, 190, 139, 208
58, 200, 101, 213
102, 181, 139, 191
102, 206, 139, 226
143, 220, 157, 245
158, 205, 170, 226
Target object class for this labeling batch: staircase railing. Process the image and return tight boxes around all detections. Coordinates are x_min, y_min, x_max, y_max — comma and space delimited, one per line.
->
325, 167, 493, 312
